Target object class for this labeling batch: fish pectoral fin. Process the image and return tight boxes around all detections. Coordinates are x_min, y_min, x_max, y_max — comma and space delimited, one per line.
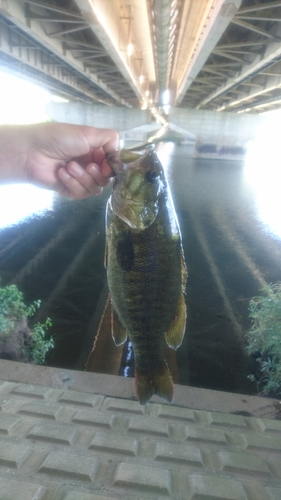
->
111, 306, 127, 346
164, 293, 187, 349
135, 362, 173, 405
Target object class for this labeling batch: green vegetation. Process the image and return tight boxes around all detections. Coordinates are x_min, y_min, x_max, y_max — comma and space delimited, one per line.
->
246, 282, 281, 396
28, 319, 53, 364
0, 281, 53, 364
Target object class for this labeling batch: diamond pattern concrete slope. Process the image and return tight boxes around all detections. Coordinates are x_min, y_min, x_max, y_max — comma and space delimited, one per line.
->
0, 362, 281, 499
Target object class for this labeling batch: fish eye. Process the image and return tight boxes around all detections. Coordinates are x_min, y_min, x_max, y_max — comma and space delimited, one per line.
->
146, 170, 159, 183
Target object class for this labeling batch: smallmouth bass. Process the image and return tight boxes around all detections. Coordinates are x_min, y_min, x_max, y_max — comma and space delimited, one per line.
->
105, 145, 187, 405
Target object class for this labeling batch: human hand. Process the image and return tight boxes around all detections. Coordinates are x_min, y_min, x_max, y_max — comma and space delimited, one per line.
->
23, 122, 119, 199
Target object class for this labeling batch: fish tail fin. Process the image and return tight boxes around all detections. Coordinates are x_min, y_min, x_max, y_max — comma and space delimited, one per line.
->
135, 362, 174, 405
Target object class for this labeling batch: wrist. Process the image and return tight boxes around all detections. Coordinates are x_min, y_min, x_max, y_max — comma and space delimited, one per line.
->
0, 124, 32, 183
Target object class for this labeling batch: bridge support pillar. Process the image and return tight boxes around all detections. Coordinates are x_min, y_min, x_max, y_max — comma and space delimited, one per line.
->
169, 108, 265, 160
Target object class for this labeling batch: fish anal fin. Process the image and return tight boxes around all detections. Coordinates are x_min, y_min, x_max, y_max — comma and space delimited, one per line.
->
135, 362, 173, 405
165, 293, 187, 349
111, 306, 127, 346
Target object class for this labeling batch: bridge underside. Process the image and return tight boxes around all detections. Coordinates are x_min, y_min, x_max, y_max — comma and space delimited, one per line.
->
1, 1, 281, 116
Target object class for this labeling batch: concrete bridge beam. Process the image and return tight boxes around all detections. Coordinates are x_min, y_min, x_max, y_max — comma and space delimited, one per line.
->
46, 101, 151, 132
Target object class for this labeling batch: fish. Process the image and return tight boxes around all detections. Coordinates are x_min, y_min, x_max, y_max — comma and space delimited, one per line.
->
105, 145, 187, 405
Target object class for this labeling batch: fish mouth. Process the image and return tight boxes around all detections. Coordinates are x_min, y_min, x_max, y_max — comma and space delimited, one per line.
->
107, 143, 159, 230
106, 144, 155, 175
125, 142, 155, 153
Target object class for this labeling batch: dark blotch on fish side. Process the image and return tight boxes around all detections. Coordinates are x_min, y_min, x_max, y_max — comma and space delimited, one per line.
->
116, 231, 135, 271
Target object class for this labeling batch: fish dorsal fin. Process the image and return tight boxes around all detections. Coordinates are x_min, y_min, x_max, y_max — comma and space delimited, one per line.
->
111, 305, 127, 346
164, 293, 186, 350
104, 241, 108, 269
181, 249, 188, 287
165, 248, 187, 349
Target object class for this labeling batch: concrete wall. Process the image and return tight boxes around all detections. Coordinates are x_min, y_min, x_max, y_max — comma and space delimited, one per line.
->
120, 123, 161, 147
47, 101, 266, 160
169, 108, 266, 160
46, 101, 151, 131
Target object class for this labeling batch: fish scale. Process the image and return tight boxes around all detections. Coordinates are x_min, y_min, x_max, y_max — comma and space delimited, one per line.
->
105, 146, 187, 404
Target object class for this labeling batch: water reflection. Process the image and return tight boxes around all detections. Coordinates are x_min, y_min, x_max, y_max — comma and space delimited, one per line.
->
1, 143, 281, 395
244, 121, 281, 240
121, 341, 134, 378
0, 184, 54, 229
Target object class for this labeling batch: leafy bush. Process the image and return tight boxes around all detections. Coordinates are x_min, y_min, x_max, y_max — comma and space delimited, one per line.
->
0, 284, 28, 335
246, 282, 281, 396
0, 281, 53, 364
28, 319, 54, 364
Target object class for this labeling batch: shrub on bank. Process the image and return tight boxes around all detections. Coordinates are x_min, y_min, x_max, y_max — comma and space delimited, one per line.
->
246, 282, 281, 396
0, 281, 53, 364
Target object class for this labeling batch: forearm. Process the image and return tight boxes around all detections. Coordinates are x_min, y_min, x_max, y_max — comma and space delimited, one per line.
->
0, 125, 30, 183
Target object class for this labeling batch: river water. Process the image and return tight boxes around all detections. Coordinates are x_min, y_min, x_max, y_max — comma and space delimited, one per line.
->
1, 142, 281, 395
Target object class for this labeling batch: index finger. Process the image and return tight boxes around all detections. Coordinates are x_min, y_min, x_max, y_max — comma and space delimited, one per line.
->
92, 149, 115, 177
84, 127, 119, 153
101, 158, 115, 178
